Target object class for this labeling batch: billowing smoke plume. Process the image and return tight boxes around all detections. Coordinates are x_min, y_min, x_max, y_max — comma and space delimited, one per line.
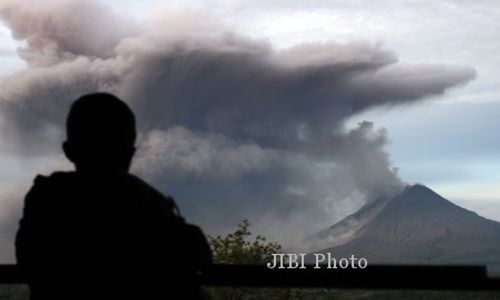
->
0, 0, 475, 257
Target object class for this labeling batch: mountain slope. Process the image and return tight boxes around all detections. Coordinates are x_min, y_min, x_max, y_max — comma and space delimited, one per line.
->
313, 185, 500, 271
307, 195, 391, 250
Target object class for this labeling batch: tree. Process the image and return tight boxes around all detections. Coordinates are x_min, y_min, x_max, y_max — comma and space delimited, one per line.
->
205, 220, 304, 300
208, 220, 282, 265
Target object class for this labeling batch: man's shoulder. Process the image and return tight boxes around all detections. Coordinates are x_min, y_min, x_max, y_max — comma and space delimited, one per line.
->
27, 171, 180, 217
125, 174, 171, 202
30, 171, 77, 190
125, 174, 180, 217
22, 172, 78, 211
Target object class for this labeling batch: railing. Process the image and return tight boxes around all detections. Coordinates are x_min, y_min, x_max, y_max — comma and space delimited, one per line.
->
1, 264, 499, 290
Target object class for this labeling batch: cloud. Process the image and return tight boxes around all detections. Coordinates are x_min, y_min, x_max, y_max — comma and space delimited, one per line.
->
0, 0, 476, 255
134, 126, 279, 182
0, 0, 140, 66
130, 121, 406, 251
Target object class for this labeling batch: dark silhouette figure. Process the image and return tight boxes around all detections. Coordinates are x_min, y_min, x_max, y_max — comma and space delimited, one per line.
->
15, 93, 212, 300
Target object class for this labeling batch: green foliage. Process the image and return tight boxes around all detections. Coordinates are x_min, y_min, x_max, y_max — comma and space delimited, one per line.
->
207, 220, 282, 265
205, 220, 304, 300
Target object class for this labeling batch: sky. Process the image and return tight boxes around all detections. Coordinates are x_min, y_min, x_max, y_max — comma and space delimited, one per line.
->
0, 0, 499, 262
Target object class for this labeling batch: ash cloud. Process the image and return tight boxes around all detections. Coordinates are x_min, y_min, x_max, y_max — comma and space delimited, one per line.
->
0, 0, 140, 65
0, 0, 476, 255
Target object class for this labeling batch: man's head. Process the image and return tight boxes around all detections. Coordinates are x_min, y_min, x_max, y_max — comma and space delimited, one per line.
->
63, 93, 137, 174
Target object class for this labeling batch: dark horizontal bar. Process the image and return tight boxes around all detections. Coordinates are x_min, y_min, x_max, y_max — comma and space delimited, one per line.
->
202, 264, 500, 290
0, 265, 23, 284
1, 264, 499, 290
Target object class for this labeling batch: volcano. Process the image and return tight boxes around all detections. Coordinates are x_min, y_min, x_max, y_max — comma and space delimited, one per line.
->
310, 184, 500, 273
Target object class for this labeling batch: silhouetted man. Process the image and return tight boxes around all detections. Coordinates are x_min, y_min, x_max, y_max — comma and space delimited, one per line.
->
16, 93, 212, 300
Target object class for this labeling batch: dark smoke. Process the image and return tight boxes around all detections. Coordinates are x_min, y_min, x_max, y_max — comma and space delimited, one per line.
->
0, 0, 475, 256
